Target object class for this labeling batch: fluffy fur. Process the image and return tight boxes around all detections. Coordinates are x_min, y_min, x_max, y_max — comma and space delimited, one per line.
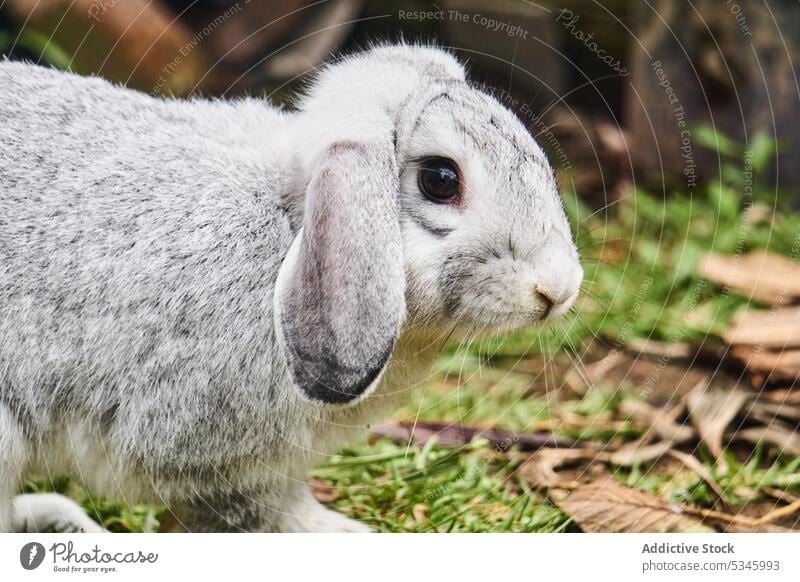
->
0, 45, 582, 532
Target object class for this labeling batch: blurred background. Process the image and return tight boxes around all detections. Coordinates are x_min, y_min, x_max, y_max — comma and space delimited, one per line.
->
3, 0, 800, 201
4, 0, 800, 533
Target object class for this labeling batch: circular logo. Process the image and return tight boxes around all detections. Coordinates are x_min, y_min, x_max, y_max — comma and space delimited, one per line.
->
20, 542, 46, 570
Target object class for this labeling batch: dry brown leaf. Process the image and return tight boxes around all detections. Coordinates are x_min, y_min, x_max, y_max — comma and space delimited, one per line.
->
619, 399, 694, 442
564, 351, 623, 392
625, 338, 693, 359
730, 425, 800, 456
519, 449, 609, 488
748, 399, 800, 431
309, 479, 338, 504
762, 388, 800, 405
686, 383, 749, 465
750, 401, 800, 421
557, 480, 715, 533
610, 399, 694, 466
698, 251, 800, 306
729, 345, 800, 384
610, 439, 675, 466
724, 307, 800, 348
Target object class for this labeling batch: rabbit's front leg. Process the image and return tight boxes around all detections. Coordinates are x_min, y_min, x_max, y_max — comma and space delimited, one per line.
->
12, 494, 106, 533
176, 483, 370, 532
277, 484, 371, 533
175, 487, 283, 532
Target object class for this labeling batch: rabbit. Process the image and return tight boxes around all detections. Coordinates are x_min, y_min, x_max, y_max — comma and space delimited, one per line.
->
0, 44, 583, 533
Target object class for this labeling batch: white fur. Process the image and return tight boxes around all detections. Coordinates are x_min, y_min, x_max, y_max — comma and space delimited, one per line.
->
0, 44, 581, 532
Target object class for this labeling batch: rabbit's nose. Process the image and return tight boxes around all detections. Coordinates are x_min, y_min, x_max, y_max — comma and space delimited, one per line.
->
533, 285, 566, 320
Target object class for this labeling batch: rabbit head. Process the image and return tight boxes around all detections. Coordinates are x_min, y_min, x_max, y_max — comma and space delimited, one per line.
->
275, 44, 583, 406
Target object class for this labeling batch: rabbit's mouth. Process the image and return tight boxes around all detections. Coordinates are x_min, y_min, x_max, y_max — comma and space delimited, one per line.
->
437, 251, 582, 334
450, 295, 577, 337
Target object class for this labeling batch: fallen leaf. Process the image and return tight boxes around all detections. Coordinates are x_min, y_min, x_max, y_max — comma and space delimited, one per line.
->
519, 449, 609, 488
564, 351, 623, 391
729, 345, 800, 383
730, 424, 800, 456
762, 388, 800, 405
557, 480, 715, 533
610, 439, 675, 466
724, 307, 800, 348
619, 400, 694, 442
611, 400, 694, 466
686, 383, 749, 466
750, 401, 800, 421
698, 251, 800, 306
625, 338, 694, 359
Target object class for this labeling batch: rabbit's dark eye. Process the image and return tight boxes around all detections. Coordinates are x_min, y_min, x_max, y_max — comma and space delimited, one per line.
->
417, 157, 462, 202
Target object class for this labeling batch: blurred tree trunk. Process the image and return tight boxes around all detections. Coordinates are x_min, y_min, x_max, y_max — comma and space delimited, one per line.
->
625, 0, 800, 193
5, 0, 206, 94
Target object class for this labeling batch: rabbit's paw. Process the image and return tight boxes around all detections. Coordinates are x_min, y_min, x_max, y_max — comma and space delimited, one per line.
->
281, 492, 371, 533
304, 507, 371, 533
13, 493, 106, 533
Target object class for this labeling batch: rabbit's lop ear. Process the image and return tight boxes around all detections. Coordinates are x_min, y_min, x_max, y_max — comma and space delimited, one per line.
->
274, 140, 405, 405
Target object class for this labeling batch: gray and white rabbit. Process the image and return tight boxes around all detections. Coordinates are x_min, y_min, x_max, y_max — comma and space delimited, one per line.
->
0, 44, 583, 532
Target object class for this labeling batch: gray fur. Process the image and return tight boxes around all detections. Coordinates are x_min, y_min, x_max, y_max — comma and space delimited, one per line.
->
0, 44, 582, 532
275, 142, 404, 405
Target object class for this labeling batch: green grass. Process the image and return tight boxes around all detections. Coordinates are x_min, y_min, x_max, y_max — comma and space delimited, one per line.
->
312, 439, 572, 533
24, 127, 800, 532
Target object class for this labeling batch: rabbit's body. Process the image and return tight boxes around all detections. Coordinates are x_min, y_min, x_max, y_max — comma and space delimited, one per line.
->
0, 45, 583, 532
0, 61, 424, 531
